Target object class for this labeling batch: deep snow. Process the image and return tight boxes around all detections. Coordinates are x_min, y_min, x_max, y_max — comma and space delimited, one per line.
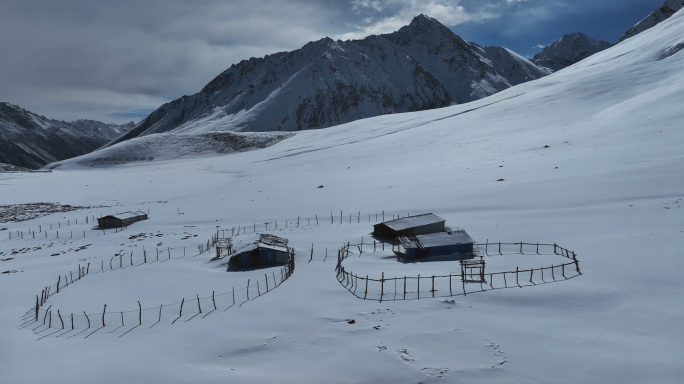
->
1, 9, 684, 384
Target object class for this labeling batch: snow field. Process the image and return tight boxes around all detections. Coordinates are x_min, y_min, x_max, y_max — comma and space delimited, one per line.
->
1, 9, 684, 384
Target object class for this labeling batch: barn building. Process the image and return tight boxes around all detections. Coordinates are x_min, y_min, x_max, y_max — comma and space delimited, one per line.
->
373, 213, 446, 239
229, 234, 291, 270
97, 211, 148, 229
398, 230, 475, 260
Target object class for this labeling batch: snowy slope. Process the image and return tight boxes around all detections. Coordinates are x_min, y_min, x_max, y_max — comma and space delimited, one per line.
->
1, 8, 684, 384
0, 102, 134, 169
531, 32, 613, 71
619, 0, 684, 42
109, 15, 548, 146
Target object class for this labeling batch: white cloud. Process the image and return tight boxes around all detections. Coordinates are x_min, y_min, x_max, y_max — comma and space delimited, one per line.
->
351, 0, 384, 13
338, 0, 498, 40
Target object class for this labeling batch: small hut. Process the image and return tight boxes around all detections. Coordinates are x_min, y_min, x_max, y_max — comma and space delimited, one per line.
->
373, 213, 445, 238
229, 234, 290, 270
97, 211, 148, 229
398, 230, 474, 260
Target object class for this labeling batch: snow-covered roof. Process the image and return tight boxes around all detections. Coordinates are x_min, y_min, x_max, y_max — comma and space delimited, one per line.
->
232, 234, 290, 255
399, 230, 474, 249
102, 211, 147, 220
378, 213, 445, 231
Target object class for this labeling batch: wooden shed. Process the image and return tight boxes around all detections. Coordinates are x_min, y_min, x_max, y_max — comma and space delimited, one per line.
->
97, 211, 148, 229
229, 234, 291, 270
373, 213, 446, 238
398, 230, 474, 260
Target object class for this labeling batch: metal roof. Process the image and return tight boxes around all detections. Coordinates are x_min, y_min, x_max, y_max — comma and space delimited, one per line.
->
101, 211, 147, 220
232, 234, 290, 255
399, 230, 474, 249
377, 213, 445, 231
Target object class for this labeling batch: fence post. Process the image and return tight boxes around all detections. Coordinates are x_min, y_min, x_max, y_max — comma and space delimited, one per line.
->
417, 274, 420, 299
102, 304, 107, 327
247, 280, 250, 300
554, 243, 557, 254
562, 263, 565, 278
138, 301, 142, 325
212, 291, 217, 310
71, 313, 74, 330
520, 242, 523, 254
485, 239, 488, 255
233, 287, 235, 305
310, 244, 313, 262
364, 276, 369, 300
449, 274, 452, 296
516, 267, 519, 286
536, 243, 539, 254
403, 276, 407, 299
197, 294, 202, 313
530, 269, 533, 283
499, 242, 501, 255
265, 274, 269, 291
57, 276, 60, 293
431, 275, 435, 296
58, 309, 64, 329
179, 298, 184, 318
573, 252, 580, 273
84, 311, 90, 328
503, 272, 507, 287
35, 296, 39, 321
380, 272, 384, 302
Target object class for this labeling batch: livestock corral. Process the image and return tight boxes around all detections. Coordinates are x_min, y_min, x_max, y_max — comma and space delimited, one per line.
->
13, 208, 581, 340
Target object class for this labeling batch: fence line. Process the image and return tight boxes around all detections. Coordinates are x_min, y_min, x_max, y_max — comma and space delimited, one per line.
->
334, 241, 581, 301
22, 250, 295, 337
2, 209, 156, 242
24, 232, 222, 325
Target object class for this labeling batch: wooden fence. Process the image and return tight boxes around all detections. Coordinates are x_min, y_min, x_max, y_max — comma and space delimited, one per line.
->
335, 241, 581, 301
20, 235, 295, 339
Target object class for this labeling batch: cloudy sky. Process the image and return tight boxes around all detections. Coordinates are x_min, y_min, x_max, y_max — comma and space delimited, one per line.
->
0, 0, 664, 124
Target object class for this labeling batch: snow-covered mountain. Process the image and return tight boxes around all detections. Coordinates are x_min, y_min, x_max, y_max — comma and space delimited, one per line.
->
5, 8, 684, 383
109, 15, 548, 146
531, 32, 613, 71
0, 102, 134, 169
619, 0, 684, 42
381, 15, 550, 102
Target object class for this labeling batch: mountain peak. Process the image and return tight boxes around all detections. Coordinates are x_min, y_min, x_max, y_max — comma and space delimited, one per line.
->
532, 32, 613, 71
403, 14, 453, 35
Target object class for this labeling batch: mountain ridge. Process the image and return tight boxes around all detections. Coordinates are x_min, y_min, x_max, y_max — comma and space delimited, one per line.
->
619, 0, 684, 42
0, 102, 134, 169
531, 32, 613, 71
108, 15, 550, 147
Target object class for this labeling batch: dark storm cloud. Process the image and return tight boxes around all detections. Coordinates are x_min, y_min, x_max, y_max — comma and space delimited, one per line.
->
0, 0, 665, 123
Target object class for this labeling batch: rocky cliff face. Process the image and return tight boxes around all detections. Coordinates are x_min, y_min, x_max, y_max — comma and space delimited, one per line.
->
531, 32, 613, 71
382, 15, 550, 102
110, 15, 549, 146
0, 102, 133, 169
620, 0, 684, 42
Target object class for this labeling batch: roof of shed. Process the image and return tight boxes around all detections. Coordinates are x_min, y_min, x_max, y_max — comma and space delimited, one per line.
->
100, 211, 147, 220
376, 213, 445, 231
399, 230, 474, 249
232, 234, 290, 255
